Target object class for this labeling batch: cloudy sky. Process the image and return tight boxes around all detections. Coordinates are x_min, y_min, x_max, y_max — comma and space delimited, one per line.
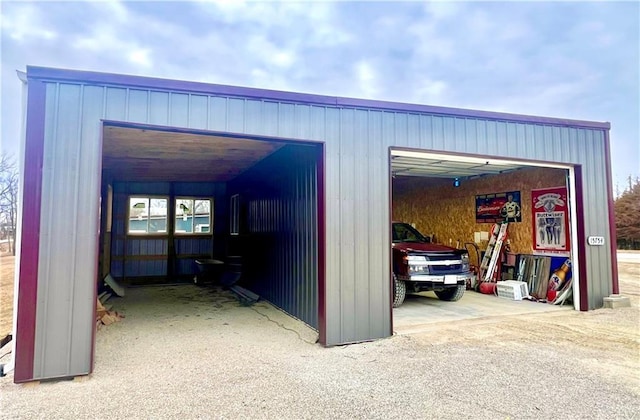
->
1, 1, 638, 191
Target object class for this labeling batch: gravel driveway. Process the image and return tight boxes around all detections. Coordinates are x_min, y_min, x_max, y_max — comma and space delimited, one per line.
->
1, 263, 638, 419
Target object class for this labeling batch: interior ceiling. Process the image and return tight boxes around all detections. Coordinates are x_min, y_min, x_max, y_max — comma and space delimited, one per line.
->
102, 126, 285, 182
391, 155, 526, 179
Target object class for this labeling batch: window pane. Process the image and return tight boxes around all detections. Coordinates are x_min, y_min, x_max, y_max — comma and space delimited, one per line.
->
129, 197, 149, 233
194, 199, 211, 233
149, 198, 167, 233
128, 197, 167, 234
175, 198, 212, 234
176, 199, 193, 233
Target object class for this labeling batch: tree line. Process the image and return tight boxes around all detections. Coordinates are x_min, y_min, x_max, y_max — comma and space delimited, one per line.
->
615, 176, 640, 250
0, 153, 18, 255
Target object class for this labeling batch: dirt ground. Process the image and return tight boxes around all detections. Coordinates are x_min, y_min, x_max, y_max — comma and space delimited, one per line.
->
0, 252, 14, 340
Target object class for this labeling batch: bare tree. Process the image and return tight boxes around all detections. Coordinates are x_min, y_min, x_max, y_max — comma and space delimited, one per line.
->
0, 153, 19, 255
615, 175, 640, 250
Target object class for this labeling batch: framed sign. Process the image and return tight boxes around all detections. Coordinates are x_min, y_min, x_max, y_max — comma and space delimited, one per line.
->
475, 191, 522, 223
532, 186, 570, 253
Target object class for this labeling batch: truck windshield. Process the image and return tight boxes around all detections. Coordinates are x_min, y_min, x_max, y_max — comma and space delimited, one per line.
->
392, 223, 429, 243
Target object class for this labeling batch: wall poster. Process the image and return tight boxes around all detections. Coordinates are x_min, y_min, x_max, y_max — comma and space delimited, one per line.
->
532, 186, 570, 253
475, 191, 522, 223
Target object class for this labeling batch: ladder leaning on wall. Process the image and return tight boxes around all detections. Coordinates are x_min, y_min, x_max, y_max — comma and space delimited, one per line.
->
479, 222, 509, 282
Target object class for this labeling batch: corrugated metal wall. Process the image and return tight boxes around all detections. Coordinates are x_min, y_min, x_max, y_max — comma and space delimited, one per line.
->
29, 74, 612, 379
229, 144, 319, 328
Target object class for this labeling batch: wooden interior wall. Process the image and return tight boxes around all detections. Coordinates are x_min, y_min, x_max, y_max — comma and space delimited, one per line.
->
392, 167, 567, 254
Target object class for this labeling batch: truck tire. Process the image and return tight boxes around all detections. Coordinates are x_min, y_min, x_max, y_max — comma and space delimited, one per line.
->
393, 275, 406, 308
435, 284, 465, 302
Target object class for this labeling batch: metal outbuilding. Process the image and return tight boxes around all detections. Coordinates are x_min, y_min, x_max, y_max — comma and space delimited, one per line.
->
10, 66, 618, 383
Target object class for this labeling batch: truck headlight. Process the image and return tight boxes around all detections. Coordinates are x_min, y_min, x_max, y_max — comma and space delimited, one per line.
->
407, 255, 429, 274
461, 253, 470, 271
409, 264, 429, 274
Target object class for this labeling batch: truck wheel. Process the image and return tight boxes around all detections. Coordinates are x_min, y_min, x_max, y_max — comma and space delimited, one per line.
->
435, 284, 465, 302
393, 275, 406, 308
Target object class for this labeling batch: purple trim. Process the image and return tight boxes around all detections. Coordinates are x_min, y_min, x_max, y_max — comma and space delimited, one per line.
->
317, 144, 326, 346
603, 130, 619, 295
28, 66, 610, 130
388, 149, 394, 334
574, 166, 589, 311
15, 80, 46, 383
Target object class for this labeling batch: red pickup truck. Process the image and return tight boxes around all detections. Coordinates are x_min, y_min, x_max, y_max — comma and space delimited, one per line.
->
392, 222, 472, 307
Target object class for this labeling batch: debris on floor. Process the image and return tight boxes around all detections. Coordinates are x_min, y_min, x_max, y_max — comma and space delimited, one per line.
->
229, 285, 259, 306
96, 298, 124, 329
104, 273, 125, 297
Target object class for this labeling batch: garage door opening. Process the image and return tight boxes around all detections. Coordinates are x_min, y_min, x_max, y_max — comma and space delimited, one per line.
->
97, 122, 323, 347
389, 148, 580, 333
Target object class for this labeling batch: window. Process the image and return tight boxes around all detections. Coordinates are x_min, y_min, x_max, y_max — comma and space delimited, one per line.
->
128, 197, 168, 234
175, 198, 212, 234
230, 194, 240, 236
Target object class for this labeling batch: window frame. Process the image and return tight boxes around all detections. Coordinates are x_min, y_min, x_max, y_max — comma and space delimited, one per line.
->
126, 195, 170, 236
174, 196, 213, 236
230, 194, 240, 236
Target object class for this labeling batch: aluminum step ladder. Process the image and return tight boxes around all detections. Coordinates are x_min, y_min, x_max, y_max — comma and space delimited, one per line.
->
480, 222, 509, 282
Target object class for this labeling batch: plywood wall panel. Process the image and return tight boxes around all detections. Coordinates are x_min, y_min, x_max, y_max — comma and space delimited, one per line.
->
392, 167, 567, 254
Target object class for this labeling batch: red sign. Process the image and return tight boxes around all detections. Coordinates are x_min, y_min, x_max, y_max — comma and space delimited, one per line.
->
531, 186, 570, 253
475, 191, 522, 223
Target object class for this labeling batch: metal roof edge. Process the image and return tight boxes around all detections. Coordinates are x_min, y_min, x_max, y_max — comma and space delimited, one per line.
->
26, 66, 611, 130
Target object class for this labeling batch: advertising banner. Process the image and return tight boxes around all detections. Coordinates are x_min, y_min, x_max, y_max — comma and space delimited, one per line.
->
532, 186, 570, 253
475, 191, 522, 223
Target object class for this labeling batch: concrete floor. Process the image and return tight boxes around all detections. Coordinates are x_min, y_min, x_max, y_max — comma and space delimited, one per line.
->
393, 289, 571, 335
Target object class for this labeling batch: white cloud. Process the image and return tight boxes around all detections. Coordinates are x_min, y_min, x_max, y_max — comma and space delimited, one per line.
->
355, 60, 378, 98
272, 51, 296, 68
414, 79, 448, 104
0, 4, 57, 41
128, 49, 152, 68
246, 35, 297, 69
423, 1, 461, 20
